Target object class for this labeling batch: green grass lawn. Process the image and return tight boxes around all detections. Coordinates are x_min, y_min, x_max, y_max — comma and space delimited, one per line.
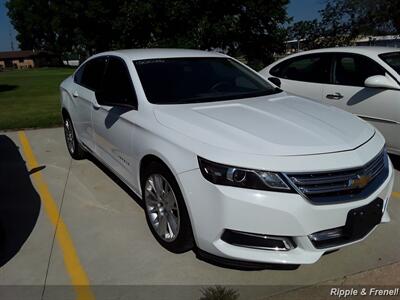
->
0, 68, 75, 130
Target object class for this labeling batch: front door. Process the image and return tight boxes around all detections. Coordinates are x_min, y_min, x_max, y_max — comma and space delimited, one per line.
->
271, 53, 332, 101
92, 56, 139, 187
323, 53, 400, 153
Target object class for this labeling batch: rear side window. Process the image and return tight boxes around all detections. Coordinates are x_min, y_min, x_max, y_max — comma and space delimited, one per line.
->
271, 54, 331, 84
74, 57, 106, 91
334, 54, 385, 86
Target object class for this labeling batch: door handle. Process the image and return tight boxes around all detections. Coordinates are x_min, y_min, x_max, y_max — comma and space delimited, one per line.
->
72, 91, 79, 98
92, 102, 101, 109
326, 92, 343, 100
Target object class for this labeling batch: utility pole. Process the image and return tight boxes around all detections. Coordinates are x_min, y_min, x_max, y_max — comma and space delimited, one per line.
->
9, 26, 15, 51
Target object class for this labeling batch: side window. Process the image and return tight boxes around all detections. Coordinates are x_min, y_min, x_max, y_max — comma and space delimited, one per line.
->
76, 57, 106, 91
100, 57, 137, 107
274, 54, 331, 84
334, 54, 385, 87
270, 63, 284, 77
73, 65, 85, 85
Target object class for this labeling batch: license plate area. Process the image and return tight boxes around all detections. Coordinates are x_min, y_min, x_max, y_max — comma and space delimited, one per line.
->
344, 198, 383, 240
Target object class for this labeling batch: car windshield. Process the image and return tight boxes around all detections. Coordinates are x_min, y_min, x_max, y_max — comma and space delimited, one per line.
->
379, 52, 400, 75
133, 57, 280, 104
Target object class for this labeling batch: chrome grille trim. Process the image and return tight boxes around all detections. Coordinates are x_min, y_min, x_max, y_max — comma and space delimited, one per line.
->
285, 148, 389, 204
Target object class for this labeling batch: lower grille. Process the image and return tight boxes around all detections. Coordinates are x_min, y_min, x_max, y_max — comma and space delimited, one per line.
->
309, 198, 383, 248
285, 148, 389, 204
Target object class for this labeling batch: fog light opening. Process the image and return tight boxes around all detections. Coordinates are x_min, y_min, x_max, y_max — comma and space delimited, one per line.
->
221, 229, 296, 251
309, 227, 344, 242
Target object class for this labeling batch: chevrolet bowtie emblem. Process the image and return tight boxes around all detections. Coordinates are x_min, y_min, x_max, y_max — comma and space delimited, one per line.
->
348, 175, 372, 189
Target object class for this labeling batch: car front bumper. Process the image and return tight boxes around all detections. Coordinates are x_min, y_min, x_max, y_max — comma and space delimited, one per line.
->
178, 160, 394, 265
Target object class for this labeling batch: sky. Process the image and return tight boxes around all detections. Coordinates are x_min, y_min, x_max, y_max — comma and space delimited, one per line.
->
0, 0, 17, 51
287, 0, 325, 22
0, 0, 325, 52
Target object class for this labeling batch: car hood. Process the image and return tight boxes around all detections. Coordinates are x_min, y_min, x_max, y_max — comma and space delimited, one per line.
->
153, 93, 375, 156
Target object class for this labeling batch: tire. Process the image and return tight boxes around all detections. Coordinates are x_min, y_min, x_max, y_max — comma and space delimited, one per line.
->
141, 161, 194, 253
63, 115, 86, 160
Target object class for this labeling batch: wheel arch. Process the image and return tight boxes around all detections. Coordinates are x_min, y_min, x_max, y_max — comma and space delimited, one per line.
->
137, 146, 197, 189
138, 152, 198, 249
139, 154, 172, 186
61, 107, 69, 120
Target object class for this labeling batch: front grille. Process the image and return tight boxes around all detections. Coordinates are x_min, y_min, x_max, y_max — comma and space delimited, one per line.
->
285, 149, 389, 204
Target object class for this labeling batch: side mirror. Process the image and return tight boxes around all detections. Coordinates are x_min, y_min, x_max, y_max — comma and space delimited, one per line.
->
268, 77, 281, 88
364, 75, 400, 90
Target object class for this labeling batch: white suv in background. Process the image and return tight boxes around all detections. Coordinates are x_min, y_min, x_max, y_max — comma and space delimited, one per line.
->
260, 47, 400, 155
60, 49, 394, 268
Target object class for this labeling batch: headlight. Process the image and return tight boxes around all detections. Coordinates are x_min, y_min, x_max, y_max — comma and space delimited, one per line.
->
198, 157, 293, 192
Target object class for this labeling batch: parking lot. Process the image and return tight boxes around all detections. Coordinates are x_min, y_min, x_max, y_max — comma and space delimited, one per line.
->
1, 127, 399, 300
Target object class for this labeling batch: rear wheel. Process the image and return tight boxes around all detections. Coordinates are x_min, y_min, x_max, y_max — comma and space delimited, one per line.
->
63, 116, 86, 160
142, 162, 194, 253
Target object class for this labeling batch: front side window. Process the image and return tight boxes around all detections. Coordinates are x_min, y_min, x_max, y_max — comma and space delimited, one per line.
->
379, 51, 400, 75
133, 57, 279, 104
271, 54, 331, 84
334, 54, 385, 87
99, 57, 137, 106
75, 57, 106, 91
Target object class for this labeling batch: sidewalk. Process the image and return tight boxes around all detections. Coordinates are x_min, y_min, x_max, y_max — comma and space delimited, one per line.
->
265, 261, 400, 299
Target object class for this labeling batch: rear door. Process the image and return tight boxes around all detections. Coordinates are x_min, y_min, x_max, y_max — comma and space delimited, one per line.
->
323, 53, 400, 152
71, 57, 106, 150
269, 53, 332, 101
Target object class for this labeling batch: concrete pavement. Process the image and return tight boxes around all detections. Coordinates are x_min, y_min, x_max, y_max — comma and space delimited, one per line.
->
0, 127, 399, 300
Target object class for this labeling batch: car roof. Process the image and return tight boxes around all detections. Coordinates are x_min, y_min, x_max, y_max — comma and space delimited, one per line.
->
284, 46, 400, 59
92, 48, 228, 60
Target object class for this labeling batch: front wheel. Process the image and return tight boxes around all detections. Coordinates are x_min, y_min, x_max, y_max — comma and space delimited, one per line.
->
63, 116, 86, 160
142, 162, 194, 253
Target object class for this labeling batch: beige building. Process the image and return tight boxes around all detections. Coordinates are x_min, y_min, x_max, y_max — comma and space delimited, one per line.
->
0, 50, 60, 70
0, 50, 36, 70
12, 58, 35, 69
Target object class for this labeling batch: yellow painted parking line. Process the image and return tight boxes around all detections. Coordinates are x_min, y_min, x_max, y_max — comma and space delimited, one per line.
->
393, 192, 400, 198
18, 131, 95, 300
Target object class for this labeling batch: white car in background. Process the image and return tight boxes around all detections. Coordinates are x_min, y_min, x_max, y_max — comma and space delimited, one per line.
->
60, 49, 393, 268
260, 47, 400, 155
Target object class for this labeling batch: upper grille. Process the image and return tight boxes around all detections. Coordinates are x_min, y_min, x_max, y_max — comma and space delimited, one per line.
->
285, 149, 389, 204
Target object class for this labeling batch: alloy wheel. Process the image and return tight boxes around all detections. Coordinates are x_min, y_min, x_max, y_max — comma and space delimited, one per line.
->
144, 174, 180, 242
64, 119, 75, 154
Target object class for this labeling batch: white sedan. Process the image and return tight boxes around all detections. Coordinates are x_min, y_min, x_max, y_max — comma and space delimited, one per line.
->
260, 47, 400, 155
60, 49, 393, 268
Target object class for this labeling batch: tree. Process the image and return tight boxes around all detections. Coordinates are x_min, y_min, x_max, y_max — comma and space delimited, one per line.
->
6, 0, 56, 51
287, 20, 320, 50
6, 0, 290, 68
113, 0, 290, 68
316, 0, 355, 47
6, 0, 131, 60
326, 0, 400, 35
287, 0, 400, 50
